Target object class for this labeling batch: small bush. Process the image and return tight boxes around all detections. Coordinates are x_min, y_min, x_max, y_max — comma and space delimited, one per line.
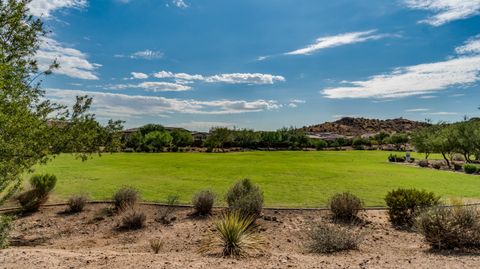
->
0, 216, 12, 249
192, 190, 215, 216
452, 154, 465, 162
156, 195, 180, 224
67, 194, 88, 213
307, 223, 362, 254
388, 154, 405, 163
418, 159, 429, 168
113, 187, 139, 212
328, 192, 363, 221
226, 179, 264, 218
463, 164, 478, 174
453, 162, 463, 171
416, 206, 480, 250
17, 174, 57, 212
432, 162, 442, 170
150, 238, 164, 254
385, 188, 440, 227
121, 208, 146, 230
199, 211, 264, 257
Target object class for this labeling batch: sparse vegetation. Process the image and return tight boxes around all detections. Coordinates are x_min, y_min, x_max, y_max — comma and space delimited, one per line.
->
307, 223, 362, 254
0, 216, 12, 249
226, 179, 263, 218
416, 205, 480, 250
418, 159, 429, 167
17, 174, 57, 212
385, 188, 440, 227
67, 194, 89, 213
199, 211, 264, 257
121, 207, 146, 230
150, 238, 164, 254
156, 195, 180, 224
192, 190, 215, 216
113, 187, 139, 212
328, 192, 363, 221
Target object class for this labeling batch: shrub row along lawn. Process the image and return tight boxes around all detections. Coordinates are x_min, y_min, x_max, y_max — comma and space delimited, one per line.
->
31, 151, 480, 207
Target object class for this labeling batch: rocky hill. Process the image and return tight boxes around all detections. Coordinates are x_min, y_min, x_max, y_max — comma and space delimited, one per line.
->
303, 117, 430, 136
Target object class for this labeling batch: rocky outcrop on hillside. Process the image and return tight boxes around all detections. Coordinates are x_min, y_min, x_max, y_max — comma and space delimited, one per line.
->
303, 117, 430, 136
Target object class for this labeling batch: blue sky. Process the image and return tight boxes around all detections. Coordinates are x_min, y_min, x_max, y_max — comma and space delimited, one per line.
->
31, 0, 480, 131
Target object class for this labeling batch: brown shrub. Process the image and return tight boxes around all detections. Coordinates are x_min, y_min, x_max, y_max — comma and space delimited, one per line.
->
328, 192, 363, 221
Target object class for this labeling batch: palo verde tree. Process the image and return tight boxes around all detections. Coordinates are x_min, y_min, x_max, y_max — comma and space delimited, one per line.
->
0, 0, 123, 204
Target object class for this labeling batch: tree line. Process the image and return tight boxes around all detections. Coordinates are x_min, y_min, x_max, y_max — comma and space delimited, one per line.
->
412, 118, 480, 167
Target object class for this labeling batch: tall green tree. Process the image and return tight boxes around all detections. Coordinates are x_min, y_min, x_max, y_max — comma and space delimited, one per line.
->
0, 0, 122, 204
170, 128, 193, 148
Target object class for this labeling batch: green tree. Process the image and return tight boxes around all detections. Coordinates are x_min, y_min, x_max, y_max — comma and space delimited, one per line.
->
139, 124, 165, 136
143, 131, 172, 152
204, 127, 233, 151
171, 128, 194, 148
411, 126, 437, 159
388, 133, 409, 151
0, 0, 122, 204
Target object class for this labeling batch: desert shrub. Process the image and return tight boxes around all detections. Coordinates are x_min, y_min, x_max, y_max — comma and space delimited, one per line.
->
67, 194, 89, 213
192, 190, 215, 216
113, 187, 139, 212
17, 174, 57, 212
463, 164, 478, 174
418, 159, 429, 168
0, 216, 12, 249
150, 238, 164, 254
307, 223, 362, 254
121, 207, 146, 230
385, 188, 440, 227
156, 195, 180, 224
199, 211, 264, 257
432, 162, 442, 170
226, 179, 264, 218
328, 192, 363, 221
415, 206, 480, 250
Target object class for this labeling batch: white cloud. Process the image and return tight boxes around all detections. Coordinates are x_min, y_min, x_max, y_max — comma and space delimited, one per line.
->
172, 0, 189, 8
205, 73, 285, 84
455, 35, 480, 54
106, 82, 191, 92
153, 71, 285, 85
322, 37, 480, 99
154, 71, 204, 81
405, 108, 430, 112
45, 89, 281, 118
28, 0, 86, 18
120, 50, 164, 60
403, 0, 480, 26
37, 37, 100, 80
287, 99, 306, 108
131, 72, 149, 79
285, 30, 390, 55
424, 111, 459, 115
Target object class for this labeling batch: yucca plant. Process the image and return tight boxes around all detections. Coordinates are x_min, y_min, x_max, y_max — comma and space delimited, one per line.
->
199, 211, 264, 257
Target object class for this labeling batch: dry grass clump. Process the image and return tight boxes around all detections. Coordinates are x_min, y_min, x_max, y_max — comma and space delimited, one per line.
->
150, 238, 164, 254
66, 194, 89, 213
199, 211, 264, 257
120, 207, 146, 230
226, 179, 263, 218
328, 192, 363, 222
156, 195, 180, 225
415, 204, 480, 250
113, 187, 139, 212
307, 223, 362, 254
192, 190, 215, 216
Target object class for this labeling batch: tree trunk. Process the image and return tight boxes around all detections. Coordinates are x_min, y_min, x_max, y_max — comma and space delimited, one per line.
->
442, 152, 451, 167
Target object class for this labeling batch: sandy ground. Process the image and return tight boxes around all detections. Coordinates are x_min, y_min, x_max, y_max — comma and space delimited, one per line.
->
1, 204, 479, 269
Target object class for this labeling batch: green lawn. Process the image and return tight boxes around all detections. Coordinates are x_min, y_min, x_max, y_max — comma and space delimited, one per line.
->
32, 151, 480, 207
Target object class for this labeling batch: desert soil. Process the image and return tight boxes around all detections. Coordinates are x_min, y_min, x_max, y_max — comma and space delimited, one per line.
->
1, 204, 479, 269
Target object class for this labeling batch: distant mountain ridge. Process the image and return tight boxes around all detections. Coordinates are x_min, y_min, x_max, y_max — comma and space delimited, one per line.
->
303, 117, 430, 136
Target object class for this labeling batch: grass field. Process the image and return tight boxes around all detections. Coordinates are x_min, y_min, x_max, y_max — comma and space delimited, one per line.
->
32, 151, 480, 207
